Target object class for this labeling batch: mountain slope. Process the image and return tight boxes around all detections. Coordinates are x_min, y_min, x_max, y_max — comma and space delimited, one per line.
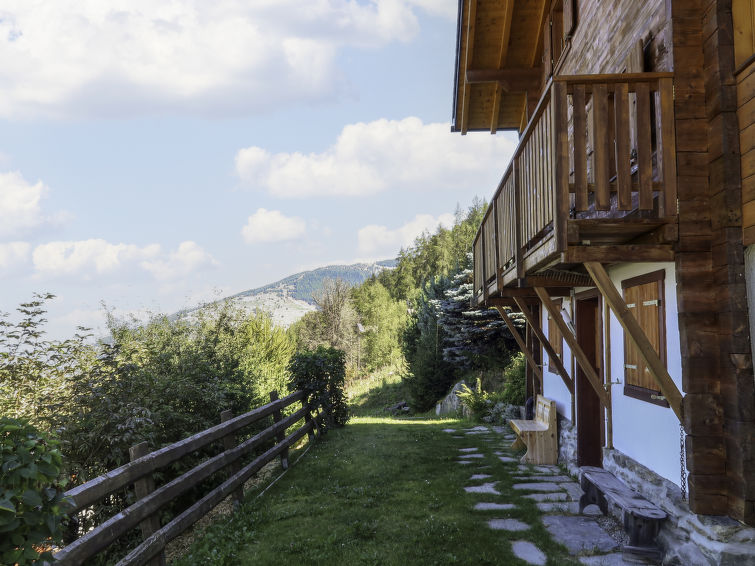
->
181, 260, 396, 328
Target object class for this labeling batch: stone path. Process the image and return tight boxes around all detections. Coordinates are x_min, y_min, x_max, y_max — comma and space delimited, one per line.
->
444, 425, 640, 565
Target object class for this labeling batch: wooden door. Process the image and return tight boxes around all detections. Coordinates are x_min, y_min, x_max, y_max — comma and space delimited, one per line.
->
576, 294, 603, 467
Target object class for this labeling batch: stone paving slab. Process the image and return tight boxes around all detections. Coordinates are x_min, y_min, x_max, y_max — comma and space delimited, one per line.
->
457, 460, 476, 465
464, 482, 500, 495
488, 518, 530, 531
442, 428, 457, 433
524, 492, 568, 502
537, 501, 581, 514
513, 475, 573, 483
512, 540, 547, 566
560, 482, 585, 501
542, 516, 619, 555
498, 456, 518, 463
513, 482, 564, 491
458, 447, 479, 452
470, 474, 492, 480
535, 465, 560, 473
578, 553, 645, 565
457, 453, 484, 458
473, 502, 516, 511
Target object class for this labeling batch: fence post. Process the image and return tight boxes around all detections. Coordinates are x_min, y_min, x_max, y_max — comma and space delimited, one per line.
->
129, 442, 166, 566
269, 391, 289, 470
220, 409, 244, 507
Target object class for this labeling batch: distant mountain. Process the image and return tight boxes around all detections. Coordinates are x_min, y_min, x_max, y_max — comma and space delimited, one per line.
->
178, 260, 396, 328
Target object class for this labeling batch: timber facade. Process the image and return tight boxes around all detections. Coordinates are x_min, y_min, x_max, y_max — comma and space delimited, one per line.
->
454, 0, 755, 526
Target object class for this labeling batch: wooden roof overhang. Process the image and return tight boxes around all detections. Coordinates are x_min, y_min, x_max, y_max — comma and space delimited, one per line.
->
452, 0, 548, 134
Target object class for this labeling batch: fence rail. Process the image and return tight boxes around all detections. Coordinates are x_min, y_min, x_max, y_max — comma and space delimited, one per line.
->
52, 389, 323, 566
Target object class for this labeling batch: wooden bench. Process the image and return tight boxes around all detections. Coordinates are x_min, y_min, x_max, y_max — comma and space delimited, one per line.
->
508, 395, 558, 465
579, 466, 667, 561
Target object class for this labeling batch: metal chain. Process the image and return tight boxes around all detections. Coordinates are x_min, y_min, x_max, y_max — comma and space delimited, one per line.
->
680, 423, 687, 501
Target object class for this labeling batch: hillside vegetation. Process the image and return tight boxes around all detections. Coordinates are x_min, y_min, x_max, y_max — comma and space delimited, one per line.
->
0, 198, 525, 564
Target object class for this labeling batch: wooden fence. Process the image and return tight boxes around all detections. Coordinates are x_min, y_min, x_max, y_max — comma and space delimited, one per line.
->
51, 389, 324, 566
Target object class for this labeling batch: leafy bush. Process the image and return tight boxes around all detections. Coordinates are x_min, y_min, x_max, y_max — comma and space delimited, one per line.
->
500, 353, 526, 406
455, 381, 489, 420
289, 346, 349, 429
0, 418, 68, 566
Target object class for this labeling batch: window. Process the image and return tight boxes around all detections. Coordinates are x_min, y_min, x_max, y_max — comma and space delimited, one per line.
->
547, 298, 563, 372
621, 270, 668, 407
543, 0, 576, 77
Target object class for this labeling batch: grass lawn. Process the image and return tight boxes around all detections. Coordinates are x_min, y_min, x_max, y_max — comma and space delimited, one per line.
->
173, 415, 582, 565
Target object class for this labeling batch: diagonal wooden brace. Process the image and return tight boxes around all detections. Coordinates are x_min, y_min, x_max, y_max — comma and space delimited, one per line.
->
584, 262, 683, 422
514, 297, 574, 395
534, 287, 610, 407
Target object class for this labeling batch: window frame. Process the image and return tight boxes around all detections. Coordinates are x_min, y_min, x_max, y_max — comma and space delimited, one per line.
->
620, 269, 669, 408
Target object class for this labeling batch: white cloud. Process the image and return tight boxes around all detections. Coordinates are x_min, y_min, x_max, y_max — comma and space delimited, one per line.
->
0, 241, 31, 271
235, 117, 516, 198
141, 241, 218, 281
358, 212, 455, 256
0, 171, 50, 237
0, 1, 445, 118
241, 208, 306, 244
32, 239, 161, 278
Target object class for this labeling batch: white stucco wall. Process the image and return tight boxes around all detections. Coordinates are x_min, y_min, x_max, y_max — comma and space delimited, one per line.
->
542, 302, 574, 422
541, 262, 684, 486
607, 262, 683, 486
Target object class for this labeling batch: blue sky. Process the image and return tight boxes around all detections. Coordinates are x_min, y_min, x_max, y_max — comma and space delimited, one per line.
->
0, 0, 516, 338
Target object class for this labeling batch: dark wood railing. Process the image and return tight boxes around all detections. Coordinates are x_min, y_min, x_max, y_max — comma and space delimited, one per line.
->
473, 72, 677, 298
52, 390, 323, 566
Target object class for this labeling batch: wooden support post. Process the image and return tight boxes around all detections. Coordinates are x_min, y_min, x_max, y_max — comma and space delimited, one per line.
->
514, 297, 574, 394
534, 287, 610, 407
304, 409, 316, 442
220, 410, 244, 506
495, 306, 543, 390
129, 442, 166, 566
584, 262, 683, 422
269, 391, 289, 470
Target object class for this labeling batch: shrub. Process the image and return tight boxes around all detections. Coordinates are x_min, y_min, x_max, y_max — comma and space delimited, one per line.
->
500, 352, 526, 406
0, 418, 68, 566
289, 346, 349, 429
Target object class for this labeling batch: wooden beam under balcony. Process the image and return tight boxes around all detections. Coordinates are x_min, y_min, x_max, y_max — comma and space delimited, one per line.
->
561, 245, 675, 264
466, 68, 542, 92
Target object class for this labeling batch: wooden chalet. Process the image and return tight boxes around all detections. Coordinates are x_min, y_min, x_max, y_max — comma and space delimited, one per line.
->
453, 0, 755, 528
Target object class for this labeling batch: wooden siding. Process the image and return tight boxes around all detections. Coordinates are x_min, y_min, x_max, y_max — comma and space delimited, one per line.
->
559, 0, 670, 75
739, 59, 755, 244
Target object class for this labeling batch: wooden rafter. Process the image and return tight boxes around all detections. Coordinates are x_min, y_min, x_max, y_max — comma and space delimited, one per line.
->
534, 287, 610, 407
584, 262, 683, 422
514, 297, 574, 394
495, 306, 543, 390
490, 0, 513, 134
466, 68, 542, 91
531, 0, 549, 67
561, 245, 674, 263
460, 0, 478, 135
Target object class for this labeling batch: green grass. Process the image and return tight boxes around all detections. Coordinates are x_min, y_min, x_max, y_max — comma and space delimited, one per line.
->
346, 365, 410, 417
173, 416, 581, 566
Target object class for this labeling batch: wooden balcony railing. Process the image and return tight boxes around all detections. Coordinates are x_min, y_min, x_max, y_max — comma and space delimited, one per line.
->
473, 72, 677, 301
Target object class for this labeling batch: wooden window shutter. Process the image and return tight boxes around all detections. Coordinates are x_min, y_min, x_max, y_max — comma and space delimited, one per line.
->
622, 270, 667, 405
563, 0, 576, 39
547, 299, 563, 372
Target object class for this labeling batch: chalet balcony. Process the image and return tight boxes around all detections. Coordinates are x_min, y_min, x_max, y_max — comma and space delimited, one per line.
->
472, 73, 678, 305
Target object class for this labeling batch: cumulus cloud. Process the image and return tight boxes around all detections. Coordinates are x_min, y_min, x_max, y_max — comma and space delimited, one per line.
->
32, 239, 161, 278
0, 171, 51, 237
141, 241, 218, 281
0, 1, 445, 118
235, 117, 516, 197
0, 241, 31, 271
242, 208, 307, 244
358, 212, 455, 256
